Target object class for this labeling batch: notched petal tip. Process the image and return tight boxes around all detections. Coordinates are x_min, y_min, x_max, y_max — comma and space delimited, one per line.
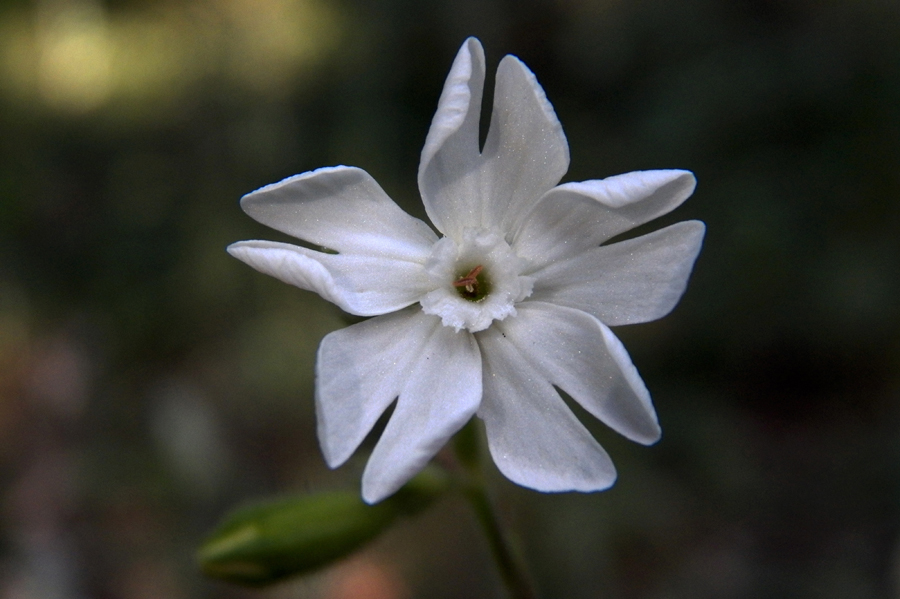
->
227, 240, 430, 317
419, 38, 486, 167
226, 240, 335, 297
494, 54, 568, 159
515, 170, 702, 267
316, 387, 357, 471
579, 467, 618, 493
225, 241, 246, 256
361, 484, 382, 505
623, 397, 661, 447
588, 169, 696, 210
490, 444, 619, 494
462, 36, 484, 58
477, 323, 623, 495
239, 166, 359, 210
641, 425, 663, 446
661, 169, 697, 205
674, 219, 707, 259
236, 166, 438, 263
417, 38, 488, 236
360, 323, 482, 503
685, 218, 707, 234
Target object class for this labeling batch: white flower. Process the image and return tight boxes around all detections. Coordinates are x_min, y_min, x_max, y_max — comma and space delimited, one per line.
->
228, 38, 704, 504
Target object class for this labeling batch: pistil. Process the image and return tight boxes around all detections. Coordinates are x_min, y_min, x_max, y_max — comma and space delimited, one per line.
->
453, 265, 484, 294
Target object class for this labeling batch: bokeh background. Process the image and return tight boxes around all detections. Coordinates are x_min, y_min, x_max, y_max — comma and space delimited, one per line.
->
1, 0, 899, 597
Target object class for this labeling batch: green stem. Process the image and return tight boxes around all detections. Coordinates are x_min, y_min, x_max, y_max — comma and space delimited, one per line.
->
454, 424, 537, 599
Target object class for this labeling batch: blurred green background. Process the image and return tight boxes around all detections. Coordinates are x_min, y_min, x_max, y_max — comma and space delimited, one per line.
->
1, 0, 899, 597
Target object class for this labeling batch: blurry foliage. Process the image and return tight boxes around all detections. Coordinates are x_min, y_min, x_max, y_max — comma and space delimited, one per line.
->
1, 0, 900, 598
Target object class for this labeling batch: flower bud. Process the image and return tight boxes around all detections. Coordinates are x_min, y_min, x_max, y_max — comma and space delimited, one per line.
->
198, 466, 449, 586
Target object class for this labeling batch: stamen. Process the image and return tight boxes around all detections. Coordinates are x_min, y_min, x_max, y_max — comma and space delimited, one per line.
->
452, 265, 483, 293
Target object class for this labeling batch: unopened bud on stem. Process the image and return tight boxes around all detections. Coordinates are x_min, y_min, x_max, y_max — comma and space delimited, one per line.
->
198, 466, 449, 586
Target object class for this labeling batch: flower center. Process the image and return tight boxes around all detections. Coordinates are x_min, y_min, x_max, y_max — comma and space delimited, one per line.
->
452, 264, 487, 300
420, 228, 534, 332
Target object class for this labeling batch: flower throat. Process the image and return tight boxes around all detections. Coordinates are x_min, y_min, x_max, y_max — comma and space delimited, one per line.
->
453, 265, 490, 302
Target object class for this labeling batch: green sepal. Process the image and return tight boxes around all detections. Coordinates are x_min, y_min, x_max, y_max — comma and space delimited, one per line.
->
197, 466, 449, 586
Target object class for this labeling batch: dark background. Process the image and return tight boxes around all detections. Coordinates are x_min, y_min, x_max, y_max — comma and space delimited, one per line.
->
1, 0, 899, 597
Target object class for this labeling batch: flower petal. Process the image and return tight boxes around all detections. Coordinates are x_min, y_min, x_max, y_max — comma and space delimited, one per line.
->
361, 320, 481, 503
495, 302, 659, 445
418, 38, 486, 237
513, 170, 697, 268
480, 55, 569, 235
227, 240, 432, 316
241, 166, 437, 261
529, 220, 705, 326
476, 326, 617, 493
418, 39, 569, 238
315, 308, 437, 469
316, 307, 481, 503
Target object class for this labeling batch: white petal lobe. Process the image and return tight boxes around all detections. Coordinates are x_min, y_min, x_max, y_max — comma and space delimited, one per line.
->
362, 321, 481, 503
315, 308, 441, 468
418, 38, 486, 236
529, 221, 705, 325
495, 302, 660, 445
228, 240, 432, 316
513, 170, 697, 268
418, 41, 570, 238
476, 327, 617, 492
241, 166, 437, 261
481, 55, 569, 234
